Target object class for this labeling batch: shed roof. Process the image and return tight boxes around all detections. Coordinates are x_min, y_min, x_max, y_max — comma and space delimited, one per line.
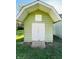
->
16, 0, 61, 22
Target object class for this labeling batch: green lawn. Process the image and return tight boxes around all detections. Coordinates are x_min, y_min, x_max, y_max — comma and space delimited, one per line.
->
16, 35, 62, 59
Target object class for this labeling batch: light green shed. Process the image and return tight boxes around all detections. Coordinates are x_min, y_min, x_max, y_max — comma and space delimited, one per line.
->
16, 1, 61, 47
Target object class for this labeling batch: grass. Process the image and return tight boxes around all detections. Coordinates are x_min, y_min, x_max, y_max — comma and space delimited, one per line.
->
16, 35, 62, 59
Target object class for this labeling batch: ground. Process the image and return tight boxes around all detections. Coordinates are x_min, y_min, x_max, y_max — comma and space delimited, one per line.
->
16, 30, 62, 59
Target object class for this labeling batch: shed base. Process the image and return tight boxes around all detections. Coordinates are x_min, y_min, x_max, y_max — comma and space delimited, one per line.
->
31, 41, 46, 48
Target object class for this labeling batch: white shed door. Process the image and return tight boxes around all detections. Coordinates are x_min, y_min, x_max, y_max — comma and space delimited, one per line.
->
32, 23, 45, 41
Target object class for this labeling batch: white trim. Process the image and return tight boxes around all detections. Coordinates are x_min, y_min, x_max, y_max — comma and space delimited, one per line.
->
16, 1, 39, 19
16, 1, 61, 22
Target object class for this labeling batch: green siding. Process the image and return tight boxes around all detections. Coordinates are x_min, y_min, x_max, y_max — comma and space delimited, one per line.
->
24, 10, 53, 42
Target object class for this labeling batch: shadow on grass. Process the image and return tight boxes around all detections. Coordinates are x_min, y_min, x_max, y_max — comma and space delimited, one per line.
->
16, 35, 62, 59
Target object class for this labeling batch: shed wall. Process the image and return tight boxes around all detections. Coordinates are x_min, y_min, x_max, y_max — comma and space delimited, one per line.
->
24, 10, 53, 42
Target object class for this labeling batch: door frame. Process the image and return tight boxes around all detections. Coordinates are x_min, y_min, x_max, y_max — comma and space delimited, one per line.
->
32, 23, 45, 41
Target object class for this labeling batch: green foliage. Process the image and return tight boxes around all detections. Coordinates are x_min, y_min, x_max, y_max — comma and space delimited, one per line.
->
16, 30, 24, 42
16, 30, 24, 36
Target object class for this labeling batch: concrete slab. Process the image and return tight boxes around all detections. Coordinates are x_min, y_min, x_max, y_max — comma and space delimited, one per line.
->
31, 41, 46, 48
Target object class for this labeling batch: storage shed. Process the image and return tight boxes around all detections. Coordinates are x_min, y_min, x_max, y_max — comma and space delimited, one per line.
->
16, 0, 61, 48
